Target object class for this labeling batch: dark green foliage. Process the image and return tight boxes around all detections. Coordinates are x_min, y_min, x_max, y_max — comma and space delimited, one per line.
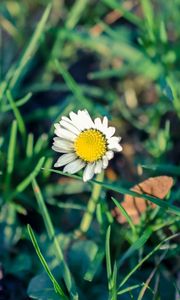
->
0, 1, 180, 299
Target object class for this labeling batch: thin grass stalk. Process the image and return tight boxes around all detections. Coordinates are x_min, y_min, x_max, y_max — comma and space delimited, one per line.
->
42, 168, 180, 217
5, 120, 17, 194
27, 225, 68, 299
6, 90, 26, 141
7, 156, 45, 202
32, 179, 78, 300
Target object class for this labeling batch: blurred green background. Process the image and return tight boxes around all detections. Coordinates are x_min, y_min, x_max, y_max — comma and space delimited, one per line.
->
0, 0, 180, 299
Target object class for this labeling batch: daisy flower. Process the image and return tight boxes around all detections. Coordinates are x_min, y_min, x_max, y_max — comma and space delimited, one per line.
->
52, 110, 122, 181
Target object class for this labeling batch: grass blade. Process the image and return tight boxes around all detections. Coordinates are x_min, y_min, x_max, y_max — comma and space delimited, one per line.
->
32, 179, 78, 299
32, 179, 55, 239
111, 197, 136, 235
9, 4, 51, 90
26, 133, 34, 158
118, 233, 179, 290
43, 168, 180, 216
117, 227, 153, 267
137, 251, 167, 300
42, 157, 53, 178
142, 164, 180, 176
7, 157, 45, 202
27, 224, 68, 299
111, 261, 118, 300
140, 0, 155, 40
106, 226, 112, 294
2, 92, 32, 112
34, 134, 48, 154
118, 283, 145, 295
5, 120, 17, 192
6, 90, 26, 140
54, 60, 91, 110
66, 0, 88, 30
84, 247, 105, 281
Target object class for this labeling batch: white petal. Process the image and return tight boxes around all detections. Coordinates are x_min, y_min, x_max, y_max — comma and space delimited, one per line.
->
62, 116, 76, 124
103, 116, 108, 128
77, 111, 89, 129
54, 153, 77, 167
69, 111, 85, 130
100, 116, 109, 134
108, 136, 121, 144
63, 159, 85, 174
94, 117, 103, 131
54, 123, 61, 135
106, 151, 114, 160
94, 160, 103, 174
54, 123, 60, 129
61, 116, 81, 131
62, 116, 72, 122
52, 145, 73, 153
53, 138, 74, 150
69, 111, 78, 121
103, 156, 109, 169
108, 144, 122, 152
105, 127, 116, 138
54, 127, 77, 141
83, 163, 96, 182
78, 110, 95, 129
60, 120, 80, 135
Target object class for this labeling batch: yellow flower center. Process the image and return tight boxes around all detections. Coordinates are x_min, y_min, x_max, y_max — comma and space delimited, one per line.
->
74, 129, 107, 162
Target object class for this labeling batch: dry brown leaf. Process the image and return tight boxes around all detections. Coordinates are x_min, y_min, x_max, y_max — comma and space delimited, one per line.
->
112, 176, 174, 224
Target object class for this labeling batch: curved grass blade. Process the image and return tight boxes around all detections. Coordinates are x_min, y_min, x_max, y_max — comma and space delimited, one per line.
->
9, 4, 52, 90
3, 92, 32, 112
117, 227, 153, 268
51, 0, 88, 58
43, 168, 180, 216
54, 60, 91, 110
137, 250, 167, 300
111, 197, 136, 235
6, 90, 26, 140
7, 157, 45, 202
32, 179, 78, 299
27, 225, 68, 299
118, 233, 179, 290
95, 181, 179, 216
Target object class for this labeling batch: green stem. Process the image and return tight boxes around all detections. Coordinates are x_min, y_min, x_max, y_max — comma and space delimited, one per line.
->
78, 171, 104, 235
5, 120, 17, 196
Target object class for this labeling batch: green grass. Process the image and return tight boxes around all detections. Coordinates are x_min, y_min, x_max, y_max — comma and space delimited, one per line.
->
0, 1, 180, 300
